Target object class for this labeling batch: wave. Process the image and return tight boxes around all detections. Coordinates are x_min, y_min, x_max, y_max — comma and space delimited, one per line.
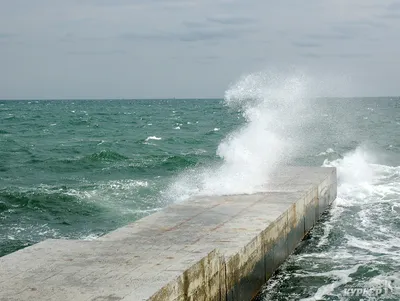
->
0, 178, 163, 256
0, 187, 103, 217
124, 153, 211, 175
166, 71, 324, 200
0, 187, 104, 255
160, 155, 201, 171
145, 136, 162, 142
21, 150, 129, 171
261, 146, 400, 300
83, 150, 128, 162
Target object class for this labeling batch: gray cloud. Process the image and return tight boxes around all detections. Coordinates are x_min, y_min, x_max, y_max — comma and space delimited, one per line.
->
379, 13, 400, 19
342, 19, 388, 29
304, 33, 353, 41
83, 0, 133, 6
300, 53, 321, 59
178, 28, 245, 42
206, 16, 255, 25
0, 33, 15, 39
388, 2, 400, 10
335, 53, 371, 58
377, 1, 400, 19
194, 55, 221, 64
182, 21, 206, 28
300, 52, 370, 59
67, 50, 126, 55
1, 0, 400, 98
292, 41, 321, 48
121, 25, 254, 43
120, 31, 172, 42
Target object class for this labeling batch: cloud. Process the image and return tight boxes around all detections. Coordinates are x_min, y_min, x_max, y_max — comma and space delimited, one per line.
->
83, 0, 134, 6
388, 1, 400, 10
178, 28, 244, 42
181, 14, 255, 30
300, 52, 321, 59
377, 1, 400, 19
379, 13, 400, 19
67, 50, 126, 55
304, 19, 382, 43
206, 16, 255, 25
304, 33, 353, 41
344, 19, 388, 29
120, 31, 172, 42
0, 33, 15, 39
182, 21, 206, 28
335, 53, 371, 58
1, 0, 400, 98
121, 25, 255, 43
299, 52, 370, 59
292, 41, 321, 48
194, 55, 221, 64
82, 0, 193, 8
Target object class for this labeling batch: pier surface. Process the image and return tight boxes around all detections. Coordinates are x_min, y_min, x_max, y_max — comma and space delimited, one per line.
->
0, 167, 336, 301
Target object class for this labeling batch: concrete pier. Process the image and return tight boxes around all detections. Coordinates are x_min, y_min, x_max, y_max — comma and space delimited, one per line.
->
0, 167, 336, 301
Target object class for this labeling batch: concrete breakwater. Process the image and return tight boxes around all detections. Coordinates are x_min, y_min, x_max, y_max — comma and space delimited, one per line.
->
0, 167, 336, 301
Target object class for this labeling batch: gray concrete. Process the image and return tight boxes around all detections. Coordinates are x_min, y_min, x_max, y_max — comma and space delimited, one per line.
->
0, 167, 336, 301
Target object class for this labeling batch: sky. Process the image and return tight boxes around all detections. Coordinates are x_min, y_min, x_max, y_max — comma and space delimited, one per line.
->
1, 0, 400, 99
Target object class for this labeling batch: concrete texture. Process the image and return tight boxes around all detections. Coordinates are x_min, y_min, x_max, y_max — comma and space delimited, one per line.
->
0, 167, 336, 301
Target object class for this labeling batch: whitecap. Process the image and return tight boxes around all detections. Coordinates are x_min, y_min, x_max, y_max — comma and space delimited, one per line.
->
145, 136, 161, 141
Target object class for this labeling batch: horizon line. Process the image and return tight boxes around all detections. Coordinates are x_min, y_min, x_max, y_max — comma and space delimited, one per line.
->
0, 96, 400, 101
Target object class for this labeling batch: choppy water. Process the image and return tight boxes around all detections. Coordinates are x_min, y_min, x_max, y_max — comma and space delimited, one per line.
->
1, 74, 399, 300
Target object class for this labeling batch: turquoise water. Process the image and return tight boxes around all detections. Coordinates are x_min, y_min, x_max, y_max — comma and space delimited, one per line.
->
1, 91, 399, 299
0, 99, 240, 255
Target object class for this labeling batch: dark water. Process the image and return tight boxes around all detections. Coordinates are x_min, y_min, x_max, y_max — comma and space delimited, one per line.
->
1, 96, 399, 300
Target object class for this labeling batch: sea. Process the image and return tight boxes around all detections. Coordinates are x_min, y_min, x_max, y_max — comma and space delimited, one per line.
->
1, 74, 399, 300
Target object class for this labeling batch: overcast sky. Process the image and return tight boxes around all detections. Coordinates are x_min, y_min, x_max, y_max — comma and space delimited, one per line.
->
1, 0, 400, 99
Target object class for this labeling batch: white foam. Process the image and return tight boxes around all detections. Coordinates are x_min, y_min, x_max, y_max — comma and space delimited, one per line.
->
302, 146, 400, 299
299, 265, 360, 301
261, 146, 400, 300
166, 71, 321, 200
145, 136, 161, 141
82, 233, 100, 241
65, 179, 150, 208
317, 148, 335, 156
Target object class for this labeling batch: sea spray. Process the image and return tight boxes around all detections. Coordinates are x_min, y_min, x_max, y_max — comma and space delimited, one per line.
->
261, 146, 400, 300
166, 71, 319, 200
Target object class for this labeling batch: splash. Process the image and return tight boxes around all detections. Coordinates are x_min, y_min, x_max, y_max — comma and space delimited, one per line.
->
166, 71, 318, 200
298, 147, 399, 300
260, 145, 400, 300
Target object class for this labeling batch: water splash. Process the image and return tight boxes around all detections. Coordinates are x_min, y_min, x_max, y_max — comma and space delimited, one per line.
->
166, 71, 318, 200
261, 146, 400, 300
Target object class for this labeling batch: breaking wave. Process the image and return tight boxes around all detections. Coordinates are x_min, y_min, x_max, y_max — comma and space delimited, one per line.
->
261, 145, 400, 300
166, 71, 322, 200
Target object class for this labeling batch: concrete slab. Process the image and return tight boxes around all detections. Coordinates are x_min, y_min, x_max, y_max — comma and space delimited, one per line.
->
0, 167, 336, 301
